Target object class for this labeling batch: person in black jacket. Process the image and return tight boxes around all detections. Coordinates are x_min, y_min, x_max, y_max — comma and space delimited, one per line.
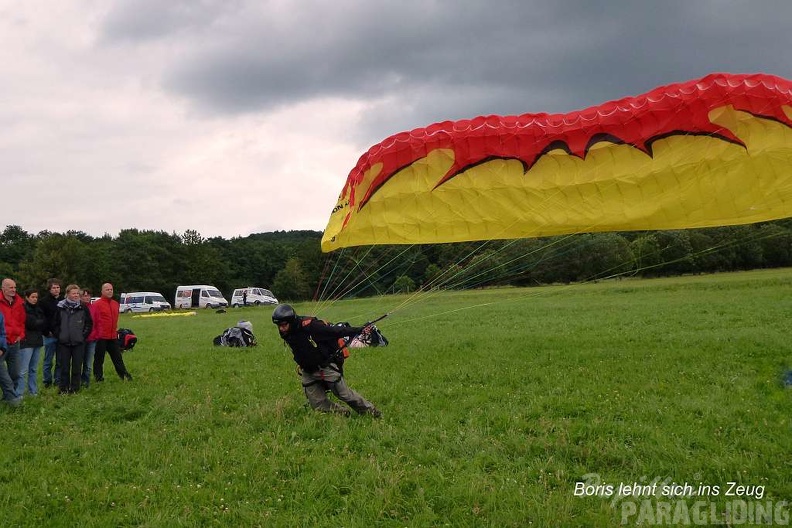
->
17, 289, 47, 396
272, 304, 381, 417
39, 278, 63, 388
53, 284, 93, 394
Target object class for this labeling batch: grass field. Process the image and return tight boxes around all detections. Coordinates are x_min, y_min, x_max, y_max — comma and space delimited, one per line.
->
1, 269, 791, 527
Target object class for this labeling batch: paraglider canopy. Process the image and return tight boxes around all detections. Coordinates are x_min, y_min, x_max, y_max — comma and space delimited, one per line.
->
322, 73, 792, 252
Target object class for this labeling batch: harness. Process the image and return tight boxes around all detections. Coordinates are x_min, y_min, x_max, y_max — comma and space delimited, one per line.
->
285, 317, 347, 381
300, 362, 343, 391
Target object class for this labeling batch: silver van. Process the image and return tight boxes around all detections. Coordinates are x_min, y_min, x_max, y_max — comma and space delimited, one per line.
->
174, 285, 229, 309
119, 292, 172, 313
231, 287, 278, 307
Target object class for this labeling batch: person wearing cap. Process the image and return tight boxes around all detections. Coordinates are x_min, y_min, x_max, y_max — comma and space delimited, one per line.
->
272, 304, 381, 417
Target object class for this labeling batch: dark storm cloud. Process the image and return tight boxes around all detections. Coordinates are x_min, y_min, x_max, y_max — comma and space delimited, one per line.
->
99, 0, 235, 41
153, 2, 568, 111
100, 0, 792, 141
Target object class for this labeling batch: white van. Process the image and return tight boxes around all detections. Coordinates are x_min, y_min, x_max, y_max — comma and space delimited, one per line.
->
175, 285, 229, 309
120, 292, 172, 313
231, 287, 279, 307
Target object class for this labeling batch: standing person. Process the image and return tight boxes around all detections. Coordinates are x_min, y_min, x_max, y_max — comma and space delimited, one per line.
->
93, 283, 132, 382
80, 289, 99, 388
0, 278, 25, 404
39, 278, 63, 388
0, 311, 21, 407
272, 304, 381, 417
53, 284, 92, 394
17, 289, 46, 397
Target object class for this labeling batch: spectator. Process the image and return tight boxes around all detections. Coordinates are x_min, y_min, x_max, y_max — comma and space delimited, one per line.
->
53, 284, 92, 394
0, 312, 19, 407
93, 283, 132, 382
17, 288, 46, 397
0, 278, 25, 405
39, 278, 63, 388
80, 289, 100, 388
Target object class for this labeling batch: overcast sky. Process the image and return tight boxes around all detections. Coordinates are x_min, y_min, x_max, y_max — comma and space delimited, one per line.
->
2, 0, 791, 239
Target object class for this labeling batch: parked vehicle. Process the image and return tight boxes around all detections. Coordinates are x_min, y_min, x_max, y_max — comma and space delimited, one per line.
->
174, 285, 229, 309
119, 292, 172, 313
231, 287, 279, 307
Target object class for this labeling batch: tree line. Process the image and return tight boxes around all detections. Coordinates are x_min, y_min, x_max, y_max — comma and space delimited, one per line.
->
1, 220, 791, 303
0, 227, 322, 303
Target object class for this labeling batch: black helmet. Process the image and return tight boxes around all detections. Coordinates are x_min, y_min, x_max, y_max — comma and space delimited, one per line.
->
272, 304, 297, 325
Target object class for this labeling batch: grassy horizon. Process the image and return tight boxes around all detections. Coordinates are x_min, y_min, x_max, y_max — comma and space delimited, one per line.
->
1, 268, 790, 527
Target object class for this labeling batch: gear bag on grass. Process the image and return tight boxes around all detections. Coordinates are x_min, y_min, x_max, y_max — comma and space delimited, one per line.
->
118, 328, 138, 351
213, 326, 257, 347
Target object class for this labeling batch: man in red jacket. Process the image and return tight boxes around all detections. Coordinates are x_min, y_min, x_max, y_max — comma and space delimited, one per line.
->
92, 283, 132, 382
0, 278, 26, 405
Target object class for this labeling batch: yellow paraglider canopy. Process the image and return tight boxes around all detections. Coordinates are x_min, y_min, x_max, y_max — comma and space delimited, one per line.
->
322, 73, 792, 252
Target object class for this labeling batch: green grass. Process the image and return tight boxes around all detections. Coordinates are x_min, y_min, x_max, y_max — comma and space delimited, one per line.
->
2, 269, 791, 527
